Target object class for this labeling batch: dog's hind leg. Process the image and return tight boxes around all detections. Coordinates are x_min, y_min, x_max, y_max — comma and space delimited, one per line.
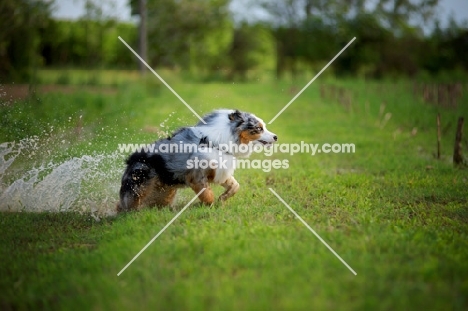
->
219, 176, 240, 202
117, 179, 152, 212
117, 162, 154, 212
185, 170, 215, 205
142, 178, 178, 208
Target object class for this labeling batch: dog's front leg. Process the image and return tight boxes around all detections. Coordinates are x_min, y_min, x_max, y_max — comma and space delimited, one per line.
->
219, 176, 240, 201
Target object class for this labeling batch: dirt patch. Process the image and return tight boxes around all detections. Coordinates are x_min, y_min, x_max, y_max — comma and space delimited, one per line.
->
0, 84, 118, 103
0, 84, 30, 103
39, 85, 118, 95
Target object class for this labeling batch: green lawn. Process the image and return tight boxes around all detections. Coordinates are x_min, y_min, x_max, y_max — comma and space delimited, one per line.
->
1, 73, 467, 310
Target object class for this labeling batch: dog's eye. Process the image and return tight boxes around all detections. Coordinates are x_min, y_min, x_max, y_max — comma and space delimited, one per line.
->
256, 127, 263, 132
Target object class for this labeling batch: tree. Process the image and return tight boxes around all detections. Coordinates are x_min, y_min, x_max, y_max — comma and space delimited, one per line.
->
252, 0, 357, 77
256, 0, 356, 26
374, 0, 439, 32
138, 0, 147, 75
143, 0, 232, 71
130, 0, 148, 74
249, 0, 442, 77
228, 23, 275, 79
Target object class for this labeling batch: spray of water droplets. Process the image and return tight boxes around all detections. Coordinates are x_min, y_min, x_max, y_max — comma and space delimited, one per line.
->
0, 137, 124, 218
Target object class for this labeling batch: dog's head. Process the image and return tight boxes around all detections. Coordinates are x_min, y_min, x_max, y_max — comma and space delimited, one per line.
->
228, 110, 278, 147
197, 109, 278, 156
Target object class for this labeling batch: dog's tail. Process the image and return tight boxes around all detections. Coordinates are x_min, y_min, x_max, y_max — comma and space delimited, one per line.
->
117, 153, 153, 212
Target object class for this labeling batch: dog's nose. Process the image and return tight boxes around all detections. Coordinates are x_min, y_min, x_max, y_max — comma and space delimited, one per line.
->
273, 135, 278, 141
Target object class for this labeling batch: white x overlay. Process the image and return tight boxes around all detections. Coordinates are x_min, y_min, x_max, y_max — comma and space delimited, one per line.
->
117, 188, 206, 276
117, 36, 357, 276
118, 36, 206, 124
269, 188, 357, 275
268, 37, 356, 124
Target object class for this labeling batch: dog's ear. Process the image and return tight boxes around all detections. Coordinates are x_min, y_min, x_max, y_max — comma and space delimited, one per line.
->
229, 110, 243, 122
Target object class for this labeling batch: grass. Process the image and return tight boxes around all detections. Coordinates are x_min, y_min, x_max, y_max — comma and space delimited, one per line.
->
1, 71, 468, 310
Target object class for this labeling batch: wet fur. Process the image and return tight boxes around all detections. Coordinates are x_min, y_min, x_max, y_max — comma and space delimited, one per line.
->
117, 109, 277, 212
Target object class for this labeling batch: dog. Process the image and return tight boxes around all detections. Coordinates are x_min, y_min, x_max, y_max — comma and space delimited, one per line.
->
117, 109, 277, 212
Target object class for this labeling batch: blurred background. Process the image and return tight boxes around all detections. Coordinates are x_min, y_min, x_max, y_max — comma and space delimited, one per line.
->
0, 0, 467, 86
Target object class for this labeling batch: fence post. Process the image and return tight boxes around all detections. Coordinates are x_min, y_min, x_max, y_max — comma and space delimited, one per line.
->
453, 117, 464, 166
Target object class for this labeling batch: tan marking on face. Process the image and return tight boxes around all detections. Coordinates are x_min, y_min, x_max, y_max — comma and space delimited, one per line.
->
259, 120, 265, 129
239, 129, 262, 144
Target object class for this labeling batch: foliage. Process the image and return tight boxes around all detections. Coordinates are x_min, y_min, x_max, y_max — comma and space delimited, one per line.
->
0, 0, 53, 81
252, 0, 467, 79
1, 0, 468, 81
145, 0, 232, 70
373, 0, 440, 30
229, 23, 276, 79
42, 20, 137, 68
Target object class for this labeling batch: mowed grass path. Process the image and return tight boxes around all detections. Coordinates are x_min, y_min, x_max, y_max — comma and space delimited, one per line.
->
1, 76, 468, 310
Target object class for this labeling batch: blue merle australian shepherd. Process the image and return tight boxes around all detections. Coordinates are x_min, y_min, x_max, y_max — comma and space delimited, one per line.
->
117, 109, 278, 212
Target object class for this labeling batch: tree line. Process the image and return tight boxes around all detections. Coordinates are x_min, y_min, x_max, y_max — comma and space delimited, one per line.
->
1, 0, 467, 82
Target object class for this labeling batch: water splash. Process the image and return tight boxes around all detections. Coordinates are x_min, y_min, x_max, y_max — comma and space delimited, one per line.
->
157, 111, 179, 135
0, 138, 123, 217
